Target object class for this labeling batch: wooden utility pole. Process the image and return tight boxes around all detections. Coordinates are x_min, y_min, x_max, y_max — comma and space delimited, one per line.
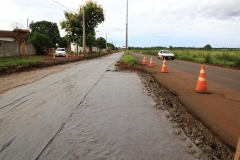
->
106, 33, 107, 52
126, 0, 128, 53
82, 6, 86, 55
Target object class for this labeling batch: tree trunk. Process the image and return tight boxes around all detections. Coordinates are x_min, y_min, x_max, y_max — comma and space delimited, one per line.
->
89, 46, 92, 53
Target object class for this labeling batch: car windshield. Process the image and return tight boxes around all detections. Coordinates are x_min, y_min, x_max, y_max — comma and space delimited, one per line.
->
57, 48, 65, 51
163, 50, 171, 53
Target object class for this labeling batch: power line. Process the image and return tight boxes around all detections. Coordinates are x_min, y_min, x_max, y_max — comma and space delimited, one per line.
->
8, 0, 61, 13
52, 0, 74, 12
44, 0, 61, 8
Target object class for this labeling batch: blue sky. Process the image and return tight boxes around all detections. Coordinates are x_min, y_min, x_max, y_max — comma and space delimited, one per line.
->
0, 0, 240, 48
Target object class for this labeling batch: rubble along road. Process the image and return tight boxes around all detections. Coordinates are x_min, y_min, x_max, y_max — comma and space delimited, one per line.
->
130, 51, 240, 151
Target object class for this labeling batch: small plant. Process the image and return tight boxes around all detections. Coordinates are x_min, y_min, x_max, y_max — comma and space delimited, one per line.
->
234, 60, 240, 68
204, 53, 211, 63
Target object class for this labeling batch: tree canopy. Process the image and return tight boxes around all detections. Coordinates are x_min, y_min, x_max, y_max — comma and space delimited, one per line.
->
60, 0, 105, 52
204, 44, 212, 50
28, 32, 53, 54
28, 20, 61, 47
96, 37, 106, 49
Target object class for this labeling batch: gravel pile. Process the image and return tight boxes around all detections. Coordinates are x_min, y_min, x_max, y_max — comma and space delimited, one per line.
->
116, 61, 234, 160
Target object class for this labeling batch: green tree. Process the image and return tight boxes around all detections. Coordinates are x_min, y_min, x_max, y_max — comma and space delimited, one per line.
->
107, 43, 116, 51
204, 44, 212, 50
28, 20, 61, 47
27, 32, 53, 54
169, 45, 174, 50
60, 0, 105, 53
96, 37, 106, 49
58, 35, 69, 48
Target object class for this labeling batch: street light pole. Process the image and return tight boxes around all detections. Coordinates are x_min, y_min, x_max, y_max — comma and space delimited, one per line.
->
126, 0, 128, 53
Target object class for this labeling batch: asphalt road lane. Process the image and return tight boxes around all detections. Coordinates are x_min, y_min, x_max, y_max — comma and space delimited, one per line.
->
131, 52, 240, 93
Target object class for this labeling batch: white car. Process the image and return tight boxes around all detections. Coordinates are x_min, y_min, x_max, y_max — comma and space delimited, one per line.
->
158, 50, 174, 60
55, 48, 66, 57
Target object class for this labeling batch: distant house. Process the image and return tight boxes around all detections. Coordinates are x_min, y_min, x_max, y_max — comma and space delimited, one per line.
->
70, 43, 98, 53
0, 29, 36, 57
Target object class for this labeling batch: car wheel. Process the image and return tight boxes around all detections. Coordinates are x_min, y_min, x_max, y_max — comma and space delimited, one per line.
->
158, 56, 160, 59
172, 57, 174, 60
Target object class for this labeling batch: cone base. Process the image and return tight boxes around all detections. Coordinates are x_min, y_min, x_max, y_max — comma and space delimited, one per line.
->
194, 89, 211, 94
161, 71, 168, 73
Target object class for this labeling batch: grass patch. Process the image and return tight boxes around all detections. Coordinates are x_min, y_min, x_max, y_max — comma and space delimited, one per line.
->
0, 55, 44, 68
121, 52, 138, 66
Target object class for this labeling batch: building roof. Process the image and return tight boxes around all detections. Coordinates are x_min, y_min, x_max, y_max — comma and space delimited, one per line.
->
0, 29, 29, 37
0, 30, 17, 37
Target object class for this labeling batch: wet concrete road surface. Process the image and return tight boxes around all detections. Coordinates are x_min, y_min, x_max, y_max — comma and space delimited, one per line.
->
0, 52, 203, 159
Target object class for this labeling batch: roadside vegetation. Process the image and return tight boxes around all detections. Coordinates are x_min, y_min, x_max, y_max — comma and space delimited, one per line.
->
121, 52, 138, 67
0, 55, 44, 68
130, 46, 240, 69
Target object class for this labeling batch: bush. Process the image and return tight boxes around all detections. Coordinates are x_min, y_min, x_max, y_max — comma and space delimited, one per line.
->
204, 53, 211, 63
234, 60, 240, 68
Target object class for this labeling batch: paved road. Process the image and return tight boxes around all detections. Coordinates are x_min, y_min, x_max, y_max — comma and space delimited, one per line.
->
130, 52, 240, 150
0, 52, 202, 160
131, 52, 240, 93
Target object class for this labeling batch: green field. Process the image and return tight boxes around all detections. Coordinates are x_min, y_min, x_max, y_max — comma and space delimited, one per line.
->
0, 55, 45, 68
131, 48, 240, 68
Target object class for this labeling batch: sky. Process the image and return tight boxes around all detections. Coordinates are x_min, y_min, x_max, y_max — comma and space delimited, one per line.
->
0, 0, 240, 48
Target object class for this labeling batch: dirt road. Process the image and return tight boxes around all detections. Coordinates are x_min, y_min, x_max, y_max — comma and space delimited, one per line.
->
130, 52, 240, 150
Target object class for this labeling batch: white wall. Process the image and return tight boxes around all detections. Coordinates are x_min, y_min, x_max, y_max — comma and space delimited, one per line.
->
70, 43, 99, 52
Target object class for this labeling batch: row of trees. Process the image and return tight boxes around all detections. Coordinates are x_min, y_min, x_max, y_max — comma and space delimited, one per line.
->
27, 0, 115, 54
129, 44, 213, 51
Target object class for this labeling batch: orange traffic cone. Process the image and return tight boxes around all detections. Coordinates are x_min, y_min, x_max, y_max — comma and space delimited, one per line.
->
142, 57, 147, 65
66, 52, 68, 58
195, 65, 210, 94
149, 57, 154, 67
161, 58, 168, 73
235, 134, 240, 160
53, 53, 56, 60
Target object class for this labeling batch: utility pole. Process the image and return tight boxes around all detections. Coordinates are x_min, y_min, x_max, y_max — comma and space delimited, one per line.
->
82, 6, 86, 55
126, 0, 128, 53
106, 33, 107, 52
